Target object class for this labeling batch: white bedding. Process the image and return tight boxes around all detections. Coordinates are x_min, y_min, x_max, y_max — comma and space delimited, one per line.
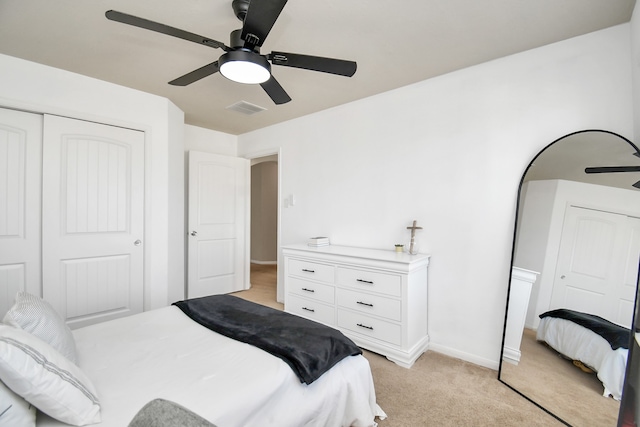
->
536, 316, 628, 400
36, 306, 385, 427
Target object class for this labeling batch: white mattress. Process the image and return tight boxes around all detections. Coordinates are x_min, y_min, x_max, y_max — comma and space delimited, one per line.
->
37, 306, 385, 427
536, 316, 628, 400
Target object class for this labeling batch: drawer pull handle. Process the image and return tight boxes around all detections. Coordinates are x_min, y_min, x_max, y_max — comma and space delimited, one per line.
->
356, 301, 373, 307
302, 288, 315, 293
302, 307, 315, 313
302, 269, 315, 273
356, 279, 374, 284
357, 323, 373, 330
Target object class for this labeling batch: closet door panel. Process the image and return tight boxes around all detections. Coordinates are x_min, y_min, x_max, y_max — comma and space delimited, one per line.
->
42, 115, 144, 328
551, 206, 639, 328
0, 108, 42, 317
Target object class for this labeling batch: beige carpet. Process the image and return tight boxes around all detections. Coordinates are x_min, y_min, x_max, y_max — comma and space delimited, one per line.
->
500, 329, 619, 426
233, 264, 605, 426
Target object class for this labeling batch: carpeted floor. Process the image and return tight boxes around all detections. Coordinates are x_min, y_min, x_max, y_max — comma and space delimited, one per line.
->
500, 328, 619, 426
233, 264, 615, 426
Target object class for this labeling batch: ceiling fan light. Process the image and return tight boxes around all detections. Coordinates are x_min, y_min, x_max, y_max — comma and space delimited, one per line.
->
219, 50, 271, 84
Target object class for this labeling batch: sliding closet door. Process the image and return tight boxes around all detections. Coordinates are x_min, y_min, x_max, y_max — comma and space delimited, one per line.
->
0, 108, 42, 316
42, 115, 144, 328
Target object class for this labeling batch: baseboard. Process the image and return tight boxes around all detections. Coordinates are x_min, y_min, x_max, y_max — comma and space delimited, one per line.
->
250, 260, 277, 265
428, 342, 500, 371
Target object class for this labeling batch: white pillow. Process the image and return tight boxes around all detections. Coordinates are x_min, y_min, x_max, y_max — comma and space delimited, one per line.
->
0, 380, 36, 427
3, 292, 77, 364
0, 325, 101, 426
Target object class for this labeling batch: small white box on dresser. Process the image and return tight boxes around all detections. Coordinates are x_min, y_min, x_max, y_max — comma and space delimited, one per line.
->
283, 244, 430, 368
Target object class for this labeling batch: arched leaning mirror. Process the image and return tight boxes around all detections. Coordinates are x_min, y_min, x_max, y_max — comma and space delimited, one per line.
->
498, 130, 640, 426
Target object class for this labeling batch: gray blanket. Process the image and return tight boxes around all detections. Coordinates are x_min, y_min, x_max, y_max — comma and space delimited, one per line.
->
128, 399, 216, 427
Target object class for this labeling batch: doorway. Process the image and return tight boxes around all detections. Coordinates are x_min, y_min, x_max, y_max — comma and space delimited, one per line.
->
249, 154, 279, 306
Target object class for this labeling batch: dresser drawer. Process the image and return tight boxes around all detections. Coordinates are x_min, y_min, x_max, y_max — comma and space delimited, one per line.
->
288, 258, 335, 283
337, 309, 402, 346
336, 267, 401, 297
336, 288, 401, 321
288, 277, 335, 304
286, 294, 335, 325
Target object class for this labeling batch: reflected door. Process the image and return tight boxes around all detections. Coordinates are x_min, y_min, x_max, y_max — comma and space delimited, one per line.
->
551, 206, 639, 327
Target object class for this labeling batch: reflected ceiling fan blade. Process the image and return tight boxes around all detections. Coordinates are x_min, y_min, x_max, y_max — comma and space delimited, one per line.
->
169, 61, 220, 86
241, 0, 287, 48
269, 51, 357, 77
105, 10, 229, 51
585, 166, 640, 173
260, 76, 291, 104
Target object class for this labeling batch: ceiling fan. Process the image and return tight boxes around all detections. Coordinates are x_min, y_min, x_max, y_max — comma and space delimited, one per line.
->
585, 152, 640, 188
105, 0, 357, 105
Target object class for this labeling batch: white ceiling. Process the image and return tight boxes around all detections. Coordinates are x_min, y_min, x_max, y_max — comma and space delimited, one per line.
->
0, 0, 636, 135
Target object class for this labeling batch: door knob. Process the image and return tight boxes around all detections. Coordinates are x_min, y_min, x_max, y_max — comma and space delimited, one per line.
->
134, 240, 142, 246
190, 231, 198, 237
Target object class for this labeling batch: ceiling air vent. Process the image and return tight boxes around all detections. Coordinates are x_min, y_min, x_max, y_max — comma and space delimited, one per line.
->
226, 101, 267, 115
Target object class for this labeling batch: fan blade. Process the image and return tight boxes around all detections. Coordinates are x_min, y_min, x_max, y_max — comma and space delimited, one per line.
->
585, 166, 640, 173
260, 76, 291, 104
169, 61, 219, 86
241, 0, 287, 48
269, 51, 357, 77
105, 10, 228, 51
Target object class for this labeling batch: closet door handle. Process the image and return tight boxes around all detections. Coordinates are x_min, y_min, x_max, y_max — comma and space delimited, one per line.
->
134, 239, 142, 246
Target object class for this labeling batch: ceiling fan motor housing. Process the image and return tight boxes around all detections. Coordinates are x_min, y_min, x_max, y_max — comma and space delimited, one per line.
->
230, 29, 249, 49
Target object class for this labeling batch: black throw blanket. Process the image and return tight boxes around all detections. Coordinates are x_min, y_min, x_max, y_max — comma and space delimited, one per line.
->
173, 295, 361, 384
539, 308, 630, 350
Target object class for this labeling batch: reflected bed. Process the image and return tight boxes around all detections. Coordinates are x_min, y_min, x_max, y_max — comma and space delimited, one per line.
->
537, 309, 629, 400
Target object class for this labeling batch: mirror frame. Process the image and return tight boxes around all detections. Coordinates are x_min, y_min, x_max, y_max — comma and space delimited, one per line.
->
498, 129, 640, 426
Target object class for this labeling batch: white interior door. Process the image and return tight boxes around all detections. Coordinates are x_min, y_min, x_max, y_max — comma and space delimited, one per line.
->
188, 151, 249, 299
619, 216, 640, 323
42, 115, 144, 328
0, 108, 42, 316
551, 205, 639, 327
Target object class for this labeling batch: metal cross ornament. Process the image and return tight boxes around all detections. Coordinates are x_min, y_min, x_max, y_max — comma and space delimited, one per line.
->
406, 220, 422, 254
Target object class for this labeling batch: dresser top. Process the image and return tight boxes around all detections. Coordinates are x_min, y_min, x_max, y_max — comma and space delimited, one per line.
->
282, 244, 430, 266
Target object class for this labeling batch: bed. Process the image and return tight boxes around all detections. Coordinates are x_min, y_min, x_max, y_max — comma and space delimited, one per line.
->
0, 292, 386, 427
536, 308, 630, 400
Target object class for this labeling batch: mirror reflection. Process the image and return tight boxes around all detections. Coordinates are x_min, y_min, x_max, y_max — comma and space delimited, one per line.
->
499, 130, 640, 426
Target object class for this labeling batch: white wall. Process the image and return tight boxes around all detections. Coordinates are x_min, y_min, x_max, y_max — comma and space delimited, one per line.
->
184, 124, 237, 156
238, 24, 635, 368
0, 53, 185, 310
251, 161, 278, 263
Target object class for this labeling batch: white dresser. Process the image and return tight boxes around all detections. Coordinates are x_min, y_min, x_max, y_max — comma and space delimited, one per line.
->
283, 244, 430, 368
502, 267, 538, 365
